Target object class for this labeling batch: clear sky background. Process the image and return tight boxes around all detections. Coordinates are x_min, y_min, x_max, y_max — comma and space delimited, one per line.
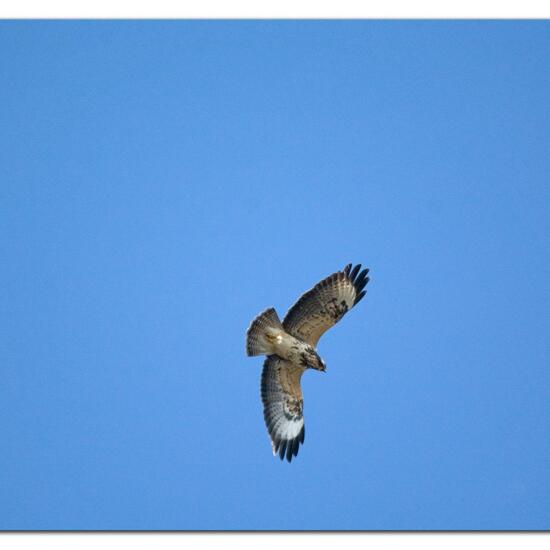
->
1, 21, 549, 530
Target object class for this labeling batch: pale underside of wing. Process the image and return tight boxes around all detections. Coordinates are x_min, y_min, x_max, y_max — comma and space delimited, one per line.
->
282, 263, 370, 347
261, 355, 306, 463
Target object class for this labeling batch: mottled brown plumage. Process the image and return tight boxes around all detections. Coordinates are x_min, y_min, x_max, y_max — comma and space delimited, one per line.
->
247, 263, 370, 462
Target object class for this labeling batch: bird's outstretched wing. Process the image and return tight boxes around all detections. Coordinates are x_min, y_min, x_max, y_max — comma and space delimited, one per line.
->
261, 355, 306, 463
282, 263, 370, 347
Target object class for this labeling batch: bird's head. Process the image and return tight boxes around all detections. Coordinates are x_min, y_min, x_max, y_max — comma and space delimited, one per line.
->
302, 347, 326, 372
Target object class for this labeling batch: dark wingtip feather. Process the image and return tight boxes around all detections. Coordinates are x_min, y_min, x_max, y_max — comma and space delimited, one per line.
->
355, 268, 369, 286
273, 431, 305, 463
278, 441, 287, 460
349, 264, 361, 282
354, 276, 369, 294
354, 289, 367, 305
343, 263, 352, 276
286, 442, 294, 462
347, 265, 370, 304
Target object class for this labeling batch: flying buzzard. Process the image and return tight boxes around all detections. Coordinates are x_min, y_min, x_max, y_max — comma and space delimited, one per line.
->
246, 263, 370, 462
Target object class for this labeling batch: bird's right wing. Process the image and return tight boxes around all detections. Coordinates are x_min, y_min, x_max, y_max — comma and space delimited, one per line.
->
261, 355, 306, 463
282, 263, 370, 347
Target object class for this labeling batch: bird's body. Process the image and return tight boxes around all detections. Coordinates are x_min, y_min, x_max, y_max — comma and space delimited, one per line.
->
246, 263, 370, 462
246, 307, 326, 371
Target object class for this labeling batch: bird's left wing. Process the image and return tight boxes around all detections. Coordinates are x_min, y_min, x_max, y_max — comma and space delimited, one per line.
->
261, 355, 306, 463
282, 263, 370, 347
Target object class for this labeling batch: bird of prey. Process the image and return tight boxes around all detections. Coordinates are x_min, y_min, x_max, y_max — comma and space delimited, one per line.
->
246, 263, 370, 463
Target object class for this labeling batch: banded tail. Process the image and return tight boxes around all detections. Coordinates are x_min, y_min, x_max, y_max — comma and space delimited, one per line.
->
246, 307, 284, 356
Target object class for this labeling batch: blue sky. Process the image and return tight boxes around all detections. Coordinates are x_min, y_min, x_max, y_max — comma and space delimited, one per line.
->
1, 21, 549, 530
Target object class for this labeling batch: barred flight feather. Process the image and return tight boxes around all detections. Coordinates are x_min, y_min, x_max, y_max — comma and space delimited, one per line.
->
261, 356, 305, 463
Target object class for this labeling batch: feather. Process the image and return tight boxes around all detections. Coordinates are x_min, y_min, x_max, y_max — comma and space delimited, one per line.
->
286, 442, 293, 462
349, 264, 361, 282
261, 356, 305, 463
278, 441, 287, 460
282, 263, 370, 346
